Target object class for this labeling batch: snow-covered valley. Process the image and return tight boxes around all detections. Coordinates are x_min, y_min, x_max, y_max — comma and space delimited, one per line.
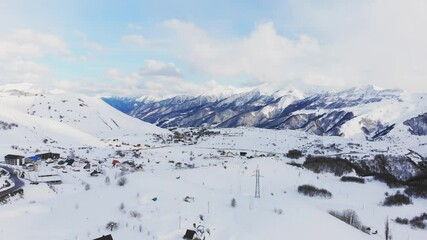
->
1, 84, 427, 240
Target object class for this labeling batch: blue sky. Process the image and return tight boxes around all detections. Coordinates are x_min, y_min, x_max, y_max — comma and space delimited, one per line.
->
0, 0, 426, 96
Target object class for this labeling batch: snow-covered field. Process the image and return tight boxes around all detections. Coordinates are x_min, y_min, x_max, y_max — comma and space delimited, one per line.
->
0, 84, 426, 240
0, 128, 426, 240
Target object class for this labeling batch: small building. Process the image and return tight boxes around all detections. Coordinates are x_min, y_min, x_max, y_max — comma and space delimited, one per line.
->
4, 154, 25, 165
93, 235, 113, 240
25, 155, 41, 163
183, 229, 197, 240
65, 159, 75, 166
112, 159, 120, 166
90, 170, 100, 177
225, 152, 235, 157
240, 152, 248, 157
83, 162, 91, 170
36, 152, 60, 160
28, 172, 62, 184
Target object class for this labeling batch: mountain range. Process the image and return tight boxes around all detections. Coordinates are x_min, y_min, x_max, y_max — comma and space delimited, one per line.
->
103, 85, 427, 139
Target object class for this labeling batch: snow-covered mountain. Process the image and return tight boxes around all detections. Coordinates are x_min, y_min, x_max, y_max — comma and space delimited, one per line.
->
104, 85, 427, 139
0, 83, 168, 156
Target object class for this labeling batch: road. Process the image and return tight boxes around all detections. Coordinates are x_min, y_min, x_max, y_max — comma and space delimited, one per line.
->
0, 165, 24, 198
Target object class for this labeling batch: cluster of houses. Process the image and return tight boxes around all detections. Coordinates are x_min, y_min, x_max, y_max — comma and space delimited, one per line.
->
4, 152, 60, 166
2, 152, 63, 184
219, 151, 248, 158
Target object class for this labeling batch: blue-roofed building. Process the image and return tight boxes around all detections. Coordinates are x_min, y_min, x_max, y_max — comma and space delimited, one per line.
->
25, 155, 41, 164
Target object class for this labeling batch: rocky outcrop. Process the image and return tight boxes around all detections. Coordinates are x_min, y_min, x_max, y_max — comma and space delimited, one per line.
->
404, 113, 427, 135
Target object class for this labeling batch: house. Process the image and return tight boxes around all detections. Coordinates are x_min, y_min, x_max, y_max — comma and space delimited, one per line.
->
90, 170, 100, 177
4, 154, 25, 165
93, 234, 113, 240
28, 172, 62, 184
183, 229, 197, 240
83, 163, 91, 170
36, 152, 60, 160
225, 152, 235, 157
65, 159, 75, 166
25, 155, 41, 163
240, 152, 248, 157
112, 159, 120, 167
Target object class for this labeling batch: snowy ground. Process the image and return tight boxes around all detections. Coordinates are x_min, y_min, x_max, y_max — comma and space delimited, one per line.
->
0, 128, 426, 240
0, 84, 426, 239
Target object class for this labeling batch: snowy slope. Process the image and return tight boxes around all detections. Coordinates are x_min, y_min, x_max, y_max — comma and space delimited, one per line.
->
0, 83, 169, 157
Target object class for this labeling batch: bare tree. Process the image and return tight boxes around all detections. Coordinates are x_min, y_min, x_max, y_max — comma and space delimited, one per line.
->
385, 217, 392, 240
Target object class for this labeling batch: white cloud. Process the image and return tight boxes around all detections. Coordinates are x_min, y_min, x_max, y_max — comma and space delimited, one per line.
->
0, 29, 69, 85
163, 19, 322, 90
97, 59, 243, 97
160, 0, 427, 93
0, 60, 50, 83
139, 60, 182, 77
0, 29, 69, 59
286, 0, 427, 92
121, 35, 148, 47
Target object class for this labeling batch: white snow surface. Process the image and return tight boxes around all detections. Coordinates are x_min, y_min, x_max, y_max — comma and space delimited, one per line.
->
0, 84, 426, 240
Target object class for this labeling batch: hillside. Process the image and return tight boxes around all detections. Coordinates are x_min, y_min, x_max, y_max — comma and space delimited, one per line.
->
0, 83, 168, 159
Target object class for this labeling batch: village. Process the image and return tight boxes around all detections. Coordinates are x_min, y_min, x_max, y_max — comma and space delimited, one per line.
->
0, 126, 426, 239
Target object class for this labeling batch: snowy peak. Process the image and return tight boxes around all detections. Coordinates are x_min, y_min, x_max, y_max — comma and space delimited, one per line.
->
104, 85, 427, 139
0, 82, 47, 95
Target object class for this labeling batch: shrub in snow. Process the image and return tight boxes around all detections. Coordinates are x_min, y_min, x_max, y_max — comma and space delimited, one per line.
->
286, 161, 303, 168
105, 176, 110, 186
297, 184, 332, 198
303, 155, 354, 176
340, 176, 365, 184
274, 208, 283, 215
129, 210, 141, 218
409, 213, 427, 229
395, 217, 409, 225
286, 149, 303, 159
117, 177, 128, 186
404, 185, 427, 199
328, 209, 369, 234
105, 221, 119, 231
85, 184, 90, 191
119, 203, 125, 211
383, 192, 412, 206
231, 198, 236, 208
373, 173, 404, 188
